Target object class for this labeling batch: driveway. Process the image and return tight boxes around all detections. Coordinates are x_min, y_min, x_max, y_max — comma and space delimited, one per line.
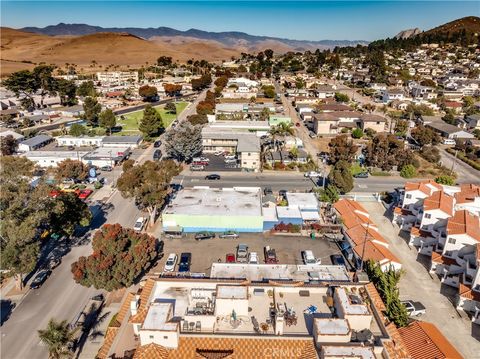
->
361, 201, 480, 358
439, 147, 480, 184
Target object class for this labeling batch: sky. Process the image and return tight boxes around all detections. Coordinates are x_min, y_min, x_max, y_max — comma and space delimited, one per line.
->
1, 1, 478, 41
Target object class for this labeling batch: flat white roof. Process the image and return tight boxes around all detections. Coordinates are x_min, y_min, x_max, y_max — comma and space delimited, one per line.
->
286, 192, 319, 209
336, 287, 370, 315
217, 285, 247, 299
314, 318, 350, 335
322, 345, 375, 359
262, 206, 278, 222
301, 211, 320, 221
24, 151, 89, 158
164, 187, 262, 217
276, 206, 302, 219
142, 303, 177, 331
211, 263, 350, 282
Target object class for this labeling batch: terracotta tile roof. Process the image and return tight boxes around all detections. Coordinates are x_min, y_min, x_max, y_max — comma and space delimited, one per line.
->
134, 337, 318, 359
398, 321, 463, 359
404, 180, 442, 196
423, 191, 454, 216
447, 210, 480, 241
139, 278, 156, 309
476, 243, 480, 261
334, 199, 375, 230
459, 282, 480, 302
112, 292, 135, 326
133, 343, 170, 359
410, 227, 432, 238
365, 282, 386, 312
431, 252, 457, 266
455, 184, 480, 204
129, 306, 149, 324
346, 224, 388, 246
384, 323, 411, 359
96, 326, 119, 359
353, 240, 400, 265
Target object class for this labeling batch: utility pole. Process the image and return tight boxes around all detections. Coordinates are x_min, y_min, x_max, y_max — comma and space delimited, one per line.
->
450, 149, 458, 173
359, 222, 370, 272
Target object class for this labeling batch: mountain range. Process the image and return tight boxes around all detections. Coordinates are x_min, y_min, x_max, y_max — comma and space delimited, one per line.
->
20, 23, 369, 50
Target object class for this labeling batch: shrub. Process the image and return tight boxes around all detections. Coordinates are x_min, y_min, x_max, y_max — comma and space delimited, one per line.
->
400, 164, 417, 178
351, 128, 364, 139
435, 175, 455, 186
370, 171, 391, 176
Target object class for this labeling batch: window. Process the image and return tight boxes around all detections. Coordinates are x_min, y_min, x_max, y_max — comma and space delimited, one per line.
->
406, 194, 412, 199
448, 238, 456, 244
424, 213, 431, 219
149, 335, 154, 339
163, 336, 168, 340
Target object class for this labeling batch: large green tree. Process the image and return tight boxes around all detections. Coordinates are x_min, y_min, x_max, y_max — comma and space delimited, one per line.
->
364, 134, 415, 171
0, 157, 91, 289
98, 109, 117, 135
71, 224, 160, 291
76, 81, 97, 97
328, 160, 354, 194
82, 97, 102, 126
117, 160, 181, 224
139, 105, 163, 139
328, 135, 358, 163
38, 319, 77, 359
55, 159, 88, 181
411, 125, 441, 148
56, 79, 77, 106
164, 122, 203, 162
1, 135, 18, 155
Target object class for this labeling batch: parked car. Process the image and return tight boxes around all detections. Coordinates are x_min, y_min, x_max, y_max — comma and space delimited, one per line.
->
195, 231, 215, 240
192, 160, 209, 166
304, 171, 321, 178
100, 165, 113, 172
214, 151, 224, 156
401, 300, 426, 316
193, 157, 209, 163
153, 149, 162, 160
48, 257, 61, 270
264, 187, 273, 196
154, 140, 162, 148
178, 253, 192, 272
330, 254, 346, 267
302, 250, 320, 265
219, 231, 239, 239
264, 246, 278, 264
224, 155, 236, 161
278, 189, 288, 197
133, 217, 146, 232
309, 132, 317, 138
163, 253, 178, 272
226, 253, 236, 263
205, 174, 221, 180
224, 159, 237, 164
77, 189, 93, 200
248, 252, 259, 264
190, 165, 205, 171
30, 269, 51, 289
353, 172, 369, 178
236, 244, 249, 263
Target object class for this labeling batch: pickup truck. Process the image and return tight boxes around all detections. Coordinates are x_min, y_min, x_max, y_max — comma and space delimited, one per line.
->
236, 244, 248, 263
401, 300, 426, 316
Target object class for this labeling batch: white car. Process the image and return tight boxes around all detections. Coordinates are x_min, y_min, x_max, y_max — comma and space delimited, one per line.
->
401, 300, 426, 316
248, 252, 259, 264
163, 253, 178, 272
304, 171, 321, 178
133, 217, 146, 232
302, 250, 320, 265
224, 155, 236, 160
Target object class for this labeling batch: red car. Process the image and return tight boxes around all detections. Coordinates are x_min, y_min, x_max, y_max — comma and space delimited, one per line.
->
78, 189, 93, 199
225, 253, 236, 263
49, 190, 61, 198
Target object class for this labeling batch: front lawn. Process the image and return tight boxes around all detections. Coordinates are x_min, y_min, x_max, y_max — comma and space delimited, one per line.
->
116, 102, 188, 134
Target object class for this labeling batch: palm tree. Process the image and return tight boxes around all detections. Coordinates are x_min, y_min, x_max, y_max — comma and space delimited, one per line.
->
38, 319, 77, 359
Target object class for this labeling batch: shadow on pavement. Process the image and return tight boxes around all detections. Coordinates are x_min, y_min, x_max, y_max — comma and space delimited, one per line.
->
0, 299, 15, 326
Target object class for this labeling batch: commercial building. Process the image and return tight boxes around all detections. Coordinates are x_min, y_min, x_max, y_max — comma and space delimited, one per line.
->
162, 187, 264, 233
23, 151, 89, 167
96, 277, 458, 359
56, 136, 104, 147
96, 71, 139, 83
18, 135, 53, 152
202, 127, 261, 172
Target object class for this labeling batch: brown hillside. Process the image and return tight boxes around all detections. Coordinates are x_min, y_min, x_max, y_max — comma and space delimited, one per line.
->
0, 28, 242, 76
423, 16, 480, 36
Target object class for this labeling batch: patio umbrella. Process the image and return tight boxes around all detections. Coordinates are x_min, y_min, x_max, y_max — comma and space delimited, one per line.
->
232, 309, 237, 321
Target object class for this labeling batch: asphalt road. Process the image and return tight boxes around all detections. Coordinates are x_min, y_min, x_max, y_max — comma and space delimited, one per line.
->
0, 193, 139, 359
439, 147, 480, 184
174, 172, 409, 193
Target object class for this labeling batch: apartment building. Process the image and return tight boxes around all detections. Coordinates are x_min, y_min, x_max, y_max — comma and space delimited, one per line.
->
393, 181, 480, 320
96, 71, 139, 84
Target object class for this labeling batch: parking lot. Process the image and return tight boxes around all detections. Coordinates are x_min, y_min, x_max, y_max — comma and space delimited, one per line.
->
150, 233, 344, 275
192, 153, 241, 173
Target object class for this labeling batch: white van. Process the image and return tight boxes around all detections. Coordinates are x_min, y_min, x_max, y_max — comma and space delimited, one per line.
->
443, 138, 456, 145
